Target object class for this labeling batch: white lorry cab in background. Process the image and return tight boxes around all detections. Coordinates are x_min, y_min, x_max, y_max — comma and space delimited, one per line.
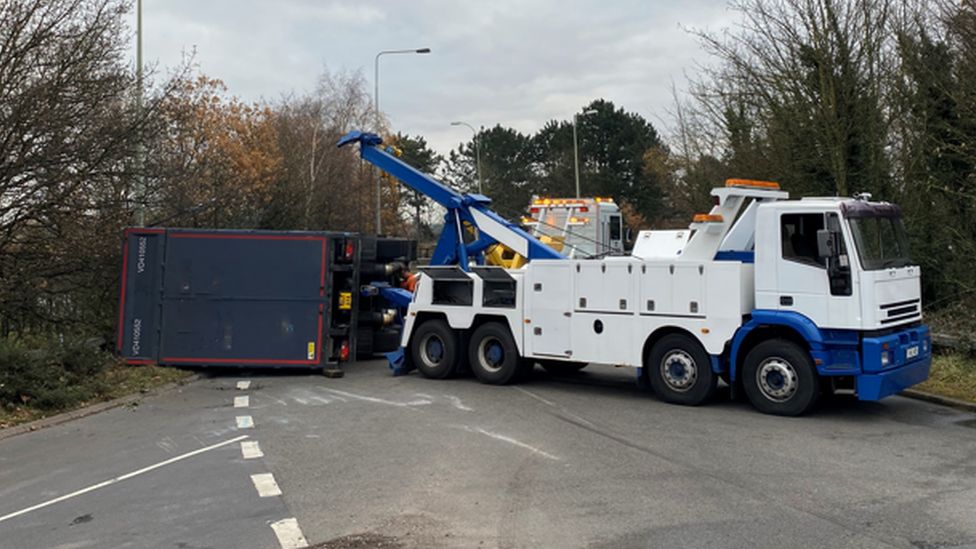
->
401, 179, 931, 416
523, 197, 624, 258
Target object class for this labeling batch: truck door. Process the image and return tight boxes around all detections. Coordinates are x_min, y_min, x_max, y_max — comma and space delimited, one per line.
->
526, 262, 573, 358
772, 212, 857, 328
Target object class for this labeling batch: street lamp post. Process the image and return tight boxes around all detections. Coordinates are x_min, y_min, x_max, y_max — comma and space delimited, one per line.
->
451, 121, 483, 194
573, 108, 598, 198
372, 47, 431, 235
135, 0, 145, 226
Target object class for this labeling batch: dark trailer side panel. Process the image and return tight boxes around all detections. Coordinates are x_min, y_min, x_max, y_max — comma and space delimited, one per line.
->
117, 228, 414, 369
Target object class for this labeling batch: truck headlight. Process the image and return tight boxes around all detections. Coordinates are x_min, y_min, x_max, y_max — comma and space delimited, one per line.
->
881, 351, 890, 366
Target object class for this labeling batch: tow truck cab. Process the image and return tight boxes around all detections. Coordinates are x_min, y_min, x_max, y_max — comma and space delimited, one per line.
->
742, 194, 931, 400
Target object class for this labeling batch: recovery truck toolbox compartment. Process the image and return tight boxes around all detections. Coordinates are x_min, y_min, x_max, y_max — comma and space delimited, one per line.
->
117, 228, 416, 368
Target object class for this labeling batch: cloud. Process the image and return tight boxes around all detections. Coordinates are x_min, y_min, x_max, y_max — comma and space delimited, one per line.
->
131, 0, 736, 154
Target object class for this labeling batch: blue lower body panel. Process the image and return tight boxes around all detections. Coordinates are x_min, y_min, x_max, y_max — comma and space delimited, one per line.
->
856, 355, 932, 401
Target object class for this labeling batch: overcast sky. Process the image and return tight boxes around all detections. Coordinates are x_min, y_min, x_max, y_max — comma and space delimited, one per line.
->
131, 0, 735, 154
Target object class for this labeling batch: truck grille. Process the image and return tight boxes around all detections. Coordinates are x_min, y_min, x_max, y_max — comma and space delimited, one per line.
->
880, 298, 921, 325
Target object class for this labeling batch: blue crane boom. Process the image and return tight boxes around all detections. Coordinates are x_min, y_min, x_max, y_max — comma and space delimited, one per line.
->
338, 130, 564, 269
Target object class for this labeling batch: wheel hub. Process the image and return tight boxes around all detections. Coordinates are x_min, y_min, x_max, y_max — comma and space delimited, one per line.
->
660, 350, 697, 392
420, 334, 444, 368
478, 337, 505, 372
756, 357, 799, 402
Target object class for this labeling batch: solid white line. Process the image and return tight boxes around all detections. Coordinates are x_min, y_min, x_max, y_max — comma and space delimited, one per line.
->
513, 386, 595, 427
0, 435, 249, 524
241, 440, 264, 459
323, 388, 431, 407
234, 395, 250, 408
237, 380, 251, 390
514, 386, 556, 407
462, 426, 561, 461
270, 517, 309, 549
236, 415, 254, 429
250, 473, 282, 497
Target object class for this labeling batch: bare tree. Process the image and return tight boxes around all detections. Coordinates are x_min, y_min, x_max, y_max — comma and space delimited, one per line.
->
0, 0, 167, 335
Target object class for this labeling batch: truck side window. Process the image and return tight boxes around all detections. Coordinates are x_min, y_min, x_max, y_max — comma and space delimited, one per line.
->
781, 213, 824, 267
610, 215, 622, 240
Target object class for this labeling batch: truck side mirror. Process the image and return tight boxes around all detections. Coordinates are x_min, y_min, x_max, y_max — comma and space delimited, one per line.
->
817, 229, 835, 258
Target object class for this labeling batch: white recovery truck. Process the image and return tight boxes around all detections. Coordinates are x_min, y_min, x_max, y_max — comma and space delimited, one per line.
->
402, 179, 932, 415
338, 132, 931, 416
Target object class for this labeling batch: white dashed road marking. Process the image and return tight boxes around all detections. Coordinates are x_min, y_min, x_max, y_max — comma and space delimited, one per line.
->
270, 517, 309, 549
241, 440, 264, 459
250, 473, 282, 497
234, 378, 305, 548
0, 435, 249, 524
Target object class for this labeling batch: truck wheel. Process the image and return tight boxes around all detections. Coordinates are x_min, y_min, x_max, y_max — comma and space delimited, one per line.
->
539, 360, 587, 374
742, 339, 820, 416
646, 333, 717, 406
410, 319, 460, 379
468, 322, 522, 385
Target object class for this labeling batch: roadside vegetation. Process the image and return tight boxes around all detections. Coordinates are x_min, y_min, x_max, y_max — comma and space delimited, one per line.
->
918, 308, 976, 404
0, 337, 190, 428
919, 352, 976, 404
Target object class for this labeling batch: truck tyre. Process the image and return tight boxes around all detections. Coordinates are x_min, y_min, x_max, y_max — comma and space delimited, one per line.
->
646, 333, 717, 406
539, 360, 588, 374
410, 319, 460, 379
468, 322, 523, 385
742, 339, 820, 416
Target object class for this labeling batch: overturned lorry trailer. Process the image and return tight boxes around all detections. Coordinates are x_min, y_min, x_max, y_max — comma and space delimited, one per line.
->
117, 228, 416, 373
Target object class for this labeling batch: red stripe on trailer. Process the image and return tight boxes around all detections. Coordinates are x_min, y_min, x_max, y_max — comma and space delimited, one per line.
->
116, 233, 131, 351
125, 358, 156, 365
160, 357, 317, 365
317, 304, 325, 363
170, 233, 324, 241
317, 239, 326, 362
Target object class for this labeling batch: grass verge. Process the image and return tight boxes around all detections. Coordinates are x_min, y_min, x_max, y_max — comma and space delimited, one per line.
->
0, 362, 192, 429
916, 351, 976, 404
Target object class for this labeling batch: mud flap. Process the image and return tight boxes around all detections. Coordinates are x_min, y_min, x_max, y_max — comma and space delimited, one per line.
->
387, 347, 414, 376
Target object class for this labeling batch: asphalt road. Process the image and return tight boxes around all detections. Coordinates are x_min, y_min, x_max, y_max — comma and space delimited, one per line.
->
1, 360, 975, 549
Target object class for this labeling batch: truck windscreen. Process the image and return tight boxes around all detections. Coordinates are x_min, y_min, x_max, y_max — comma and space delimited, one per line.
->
848, 216, 912, 270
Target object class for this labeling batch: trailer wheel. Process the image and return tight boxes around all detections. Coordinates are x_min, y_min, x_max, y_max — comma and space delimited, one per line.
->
539, 360, 588, 375
646, 333, 717, 406
411, 319, 460, 379
468, 322, 522, 385
742, 339, 820, 416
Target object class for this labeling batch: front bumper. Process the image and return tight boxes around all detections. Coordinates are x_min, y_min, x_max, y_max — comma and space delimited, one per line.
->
814, 324, 932, 400
856, 354, 932, 401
